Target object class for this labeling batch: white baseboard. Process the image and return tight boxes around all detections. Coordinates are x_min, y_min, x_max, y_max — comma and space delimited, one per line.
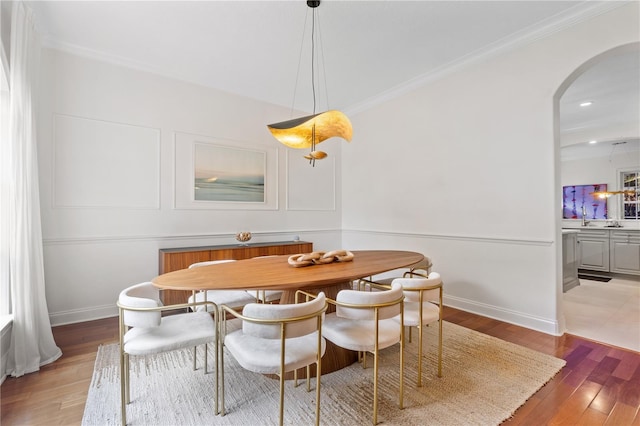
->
1, 315, 13, 384
444, 295, 562, 336
49, 304, 118, 327
46, 292, 562, 336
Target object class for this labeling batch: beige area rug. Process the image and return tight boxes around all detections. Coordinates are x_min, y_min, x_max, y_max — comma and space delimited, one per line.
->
82, 321, 565, 425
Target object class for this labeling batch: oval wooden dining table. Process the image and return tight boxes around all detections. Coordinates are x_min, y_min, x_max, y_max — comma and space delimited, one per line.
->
152, 249, 424, 374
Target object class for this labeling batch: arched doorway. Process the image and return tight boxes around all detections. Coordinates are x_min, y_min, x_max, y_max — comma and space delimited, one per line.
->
554, 42, 640, 349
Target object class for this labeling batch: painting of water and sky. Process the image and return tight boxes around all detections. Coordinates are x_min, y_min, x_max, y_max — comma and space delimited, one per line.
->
194, 143, 265, 202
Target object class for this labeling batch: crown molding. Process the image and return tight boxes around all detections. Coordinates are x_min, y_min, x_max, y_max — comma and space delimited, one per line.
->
40, 2, 629, 117
345, 1, 630, 116
42, 35, 200, 85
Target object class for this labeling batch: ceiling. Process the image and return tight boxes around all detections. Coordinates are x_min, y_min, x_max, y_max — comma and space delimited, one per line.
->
27, 0, 639, 156
559, 48, 640, 160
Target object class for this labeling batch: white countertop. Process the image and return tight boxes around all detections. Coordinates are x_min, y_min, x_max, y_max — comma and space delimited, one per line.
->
562, 221, 640, 231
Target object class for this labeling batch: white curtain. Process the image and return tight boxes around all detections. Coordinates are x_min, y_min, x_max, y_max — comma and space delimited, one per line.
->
5, 1, 61, 377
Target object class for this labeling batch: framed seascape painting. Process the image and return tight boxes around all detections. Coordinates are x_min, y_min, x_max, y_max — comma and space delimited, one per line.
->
562, 184, 607, 219
174, 132, 278, 210
194, 143, 265, 203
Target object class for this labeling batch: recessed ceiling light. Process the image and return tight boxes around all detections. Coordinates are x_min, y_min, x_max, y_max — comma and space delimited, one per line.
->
589, 140, 597, 144
580, 101, 593, 107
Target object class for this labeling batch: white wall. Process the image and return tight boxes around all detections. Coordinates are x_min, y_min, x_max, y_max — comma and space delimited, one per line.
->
36, 3, 639, 332
37, 50, 343, 325
342, 3, 639, 335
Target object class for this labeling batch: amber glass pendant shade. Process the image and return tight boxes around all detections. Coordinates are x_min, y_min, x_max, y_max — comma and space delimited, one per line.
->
591, 190, 636, 198
267, 110, 353, 150
267, 0, 353, 165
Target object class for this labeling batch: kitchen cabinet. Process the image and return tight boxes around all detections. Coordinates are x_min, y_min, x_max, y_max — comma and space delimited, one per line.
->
610, 230, 640, 275
577, 229, 610, 272
562, 230, 580, 292
572, 228, 640, 276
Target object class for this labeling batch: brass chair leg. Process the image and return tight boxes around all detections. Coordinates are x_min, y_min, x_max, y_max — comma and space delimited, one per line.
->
220, 342, 226, 416
399, 321, 404, 410
418, 323, 423, 387
213, 320, 219, 416
278, 371, 285, 426
204, 343, 208, 373
119, 350, 127, 426
373, 350, 378, 425
438, 318, 443, 378
124, 353, 130, 404
315, 360, 321, 426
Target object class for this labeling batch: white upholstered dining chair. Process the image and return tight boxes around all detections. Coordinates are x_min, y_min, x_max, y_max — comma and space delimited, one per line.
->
392, 272, 443, 386
245, 256, 283, 303
117, 282, 218, 426
219, 292, 327, 426
322, 282, 404, 425
187, 260, 256, 312
370, 255, 433, 288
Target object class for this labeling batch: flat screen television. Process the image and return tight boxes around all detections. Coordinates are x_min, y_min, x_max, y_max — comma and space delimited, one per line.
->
562, 184, 607, 219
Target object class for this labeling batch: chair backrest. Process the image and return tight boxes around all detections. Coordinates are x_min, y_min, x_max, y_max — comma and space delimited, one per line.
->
118, 282, 162, 328
409, 256, 433, 274
242, 292, 326, 339
188, 259, 236, 268
336, 282, 403, 320
393, 273, 442, 303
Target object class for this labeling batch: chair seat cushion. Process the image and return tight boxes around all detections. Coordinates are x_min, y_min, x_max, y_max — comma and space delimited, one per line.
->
395, 302, 440, 327
323, 313, 401, 352
124, 311, 215, 356
188, 290, 256, 312
224, 331, 326, 374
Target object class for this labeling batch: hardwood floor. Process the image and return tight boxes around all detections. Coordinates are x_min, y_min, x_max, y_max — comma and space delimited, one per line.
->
2, 307, 639, 425
1, 317, 119, 425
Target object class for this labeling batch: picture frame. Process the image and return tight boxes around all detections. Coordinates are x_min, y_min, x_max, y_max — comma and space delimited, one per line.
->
562, 184, 607, 219
174, 132, 278, 210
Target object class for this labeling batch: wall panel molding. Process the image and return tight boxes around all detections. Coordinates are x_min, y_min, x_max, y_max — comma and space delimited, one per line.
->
52, 114, 161, 209
42, 229, 342, 246
44, 229, 343, 325
343, 228, 560, 335
343, 228, 554, 246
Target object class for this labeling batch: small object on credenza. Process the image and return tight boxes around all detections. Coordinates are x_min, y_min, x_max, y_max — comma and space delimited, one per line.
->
235, 231, 252, 246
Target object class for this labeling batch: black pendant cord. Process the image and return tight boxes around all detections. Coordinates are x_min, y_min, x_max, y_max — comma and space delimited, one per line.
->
306, 0, 321, 166
311, 124, 316, 166
310, 6, 317, 166
311, 6, 317, 117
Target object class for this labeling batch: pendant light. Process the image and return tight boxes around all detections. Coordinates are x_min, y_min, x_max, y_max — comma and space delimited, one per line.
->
267, 0, 353, 166
591, 190, 635, 198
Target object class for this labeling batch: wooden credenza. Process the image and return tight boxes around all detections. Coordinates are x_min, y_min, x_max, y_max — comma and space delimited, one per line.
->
158, 241, 313, 305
